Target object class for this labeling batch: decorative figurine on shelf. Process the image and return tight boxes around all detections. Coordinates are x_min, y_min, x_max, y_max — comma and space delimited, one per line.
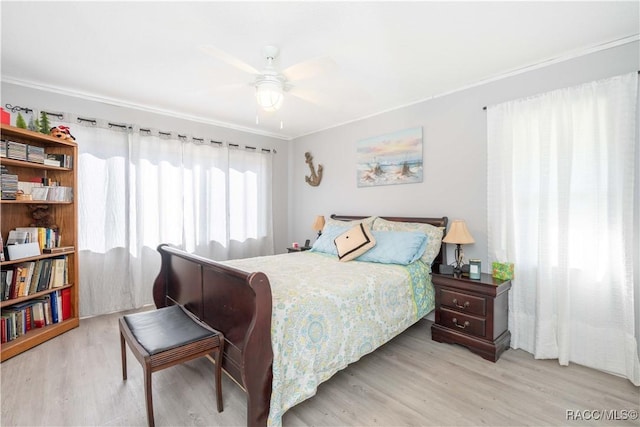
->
304, 151, 323, 187
49, 125, 76, 141
29, 115, 39, 132
15, 112, 27, 129
28, 204, 58, 229
38, 111, 51, 134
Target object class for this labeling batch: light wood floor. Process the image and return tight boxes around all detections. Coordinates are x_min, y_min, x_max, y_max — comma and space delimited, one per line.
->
1, 309, 638, 427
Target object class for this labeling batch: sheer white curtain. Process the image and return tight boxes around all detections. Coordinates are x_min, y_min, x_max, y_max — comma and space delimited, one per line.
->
71, 123, 274, 317
487, 72, 639, 385
75, 125, 131, 316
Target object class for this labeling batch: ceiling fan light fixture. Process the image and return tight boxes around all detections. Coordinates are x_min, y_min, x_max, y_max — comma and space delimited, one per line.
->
255, 79, 284, 112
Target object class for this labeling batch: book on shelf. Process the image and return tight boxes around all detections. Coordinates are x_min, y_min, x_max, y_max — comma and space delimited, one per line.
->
33, 302, 45, 328
1, 270, 8, 301
50, 258, 67, 288
45, 154, 73, 169
8, 266, 21, 300
17, 262, 35, 297
28, 260, 44, 295
43, 246, 74, 254
49, 291, 59, 324
1, 316, 6, 343
42, 296, 52, 325
2, 270, 13, 301
60, 288, 71, 320
36, 258, 53, 292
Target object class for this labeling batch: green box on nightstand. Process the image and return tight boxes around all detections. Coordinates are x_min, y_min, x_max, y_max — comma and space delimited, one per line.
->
492, 262, 514, 280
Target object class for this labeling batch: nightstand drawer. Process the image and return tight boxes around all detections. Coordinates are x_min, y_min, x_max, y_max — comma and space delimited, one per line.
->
439, 308, 486, 338
440, 288, 486, 316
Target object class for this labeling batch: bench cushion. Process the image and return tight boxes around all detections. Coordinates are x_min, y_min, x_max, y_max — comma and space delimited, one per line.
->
123, 305, 216, 355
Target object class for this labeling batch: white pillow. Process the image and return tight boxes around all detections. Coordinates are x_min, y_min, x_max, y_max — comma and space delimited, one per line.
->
325, 216, 377, 230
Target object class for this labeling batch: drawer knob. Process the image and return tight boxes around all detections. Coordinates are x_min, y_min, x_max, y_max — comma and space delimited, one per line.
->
452, 318, 470, 329
452, 298, 470, 309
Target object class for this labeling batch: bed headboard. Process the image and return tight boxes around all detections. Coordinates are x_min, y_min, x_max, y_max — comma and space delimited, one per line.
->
330, 214, 448, 269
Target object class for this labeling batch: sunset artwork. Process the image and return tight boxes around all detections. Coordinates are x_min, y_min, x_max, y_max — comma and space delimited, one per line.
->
356, 127, 423, 187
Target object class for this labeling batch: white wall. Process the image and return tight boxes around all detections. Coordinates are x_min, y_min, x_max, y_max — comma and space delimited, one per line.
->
289, 41, 639, 270
3, 41, 637, 265
0, 83, 291, 253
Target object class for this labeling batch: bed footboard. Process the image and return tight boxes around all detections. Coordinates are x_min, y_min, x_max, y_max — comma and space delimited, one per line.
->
152, 244, 273, 427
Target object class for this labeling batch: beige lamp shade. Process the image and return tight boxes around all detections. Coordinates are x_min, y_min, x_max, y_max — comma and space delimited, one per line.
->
312, 215, 326, 232
442, 220, 475, 244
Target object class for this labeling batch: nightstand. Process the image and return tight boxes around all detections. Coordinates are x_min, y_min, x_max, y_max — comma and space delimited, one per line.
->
431, 272, 511, 362
286, 247, 311, 253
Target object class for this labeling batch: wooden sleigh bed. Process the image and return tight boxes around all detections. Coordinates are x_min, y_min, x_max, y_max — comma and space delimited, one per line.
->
152, 215, 448, 427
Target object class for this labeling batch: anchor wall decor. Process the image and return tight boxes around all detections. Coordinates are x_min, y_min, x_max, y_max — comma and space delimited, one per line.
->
304, 152, 323, 187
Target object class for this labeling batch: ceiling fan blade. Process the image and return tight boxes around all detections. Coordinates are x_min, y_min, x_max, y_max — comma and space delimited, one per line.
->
199, 45, 260, 75
288, 86, 330, 107
282, 56, 337, 82
216, 82, 253, 92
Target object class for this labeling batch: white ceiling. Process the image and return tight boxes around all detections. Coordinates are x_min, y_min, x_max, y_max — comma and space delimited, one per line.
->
1, 2, 638, 140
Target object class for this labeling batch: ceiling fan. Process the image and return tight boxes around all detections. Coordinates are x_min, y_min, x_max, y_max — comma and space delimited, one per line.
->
200, 44, 335, 113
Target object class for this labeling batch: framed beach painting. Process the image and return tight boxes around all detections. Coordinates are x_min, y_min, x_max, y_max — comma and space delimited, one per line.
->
356, 127, 423, 187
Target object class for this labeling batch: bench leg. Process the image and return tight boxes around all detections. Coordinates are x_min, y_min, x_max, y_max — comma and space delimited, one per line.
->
120, 330, 127, 381
214, 346, 223, 412
144, 363, 155, 427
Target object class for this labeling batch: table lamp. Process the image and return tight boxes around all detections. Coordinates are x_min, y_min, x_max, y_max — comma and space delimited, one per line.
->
312, 215, 325, 237
442, 220, 475, 273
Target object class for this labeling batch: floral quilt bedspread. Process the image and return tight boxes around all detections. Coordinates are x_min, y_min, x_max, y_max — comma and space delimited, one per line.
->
224, 251, 434, 426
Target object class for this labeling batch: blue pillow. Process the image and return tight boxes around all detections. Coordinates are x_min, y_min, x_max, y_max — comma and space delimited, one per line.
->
310, 225, 350, 255
356, 230, 427, 265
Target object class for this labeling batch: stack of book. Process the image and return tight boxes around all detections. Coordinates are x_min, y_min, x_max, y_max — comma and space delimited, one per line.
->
26, 145, 45, 164
6, 141, 27, 161
1, 165, 18, 200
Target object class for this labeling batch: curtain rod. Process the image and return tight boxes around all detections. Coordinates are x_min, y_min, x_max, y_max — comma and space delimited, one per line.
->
2, 103, 277, 153
482, 70, 640, 111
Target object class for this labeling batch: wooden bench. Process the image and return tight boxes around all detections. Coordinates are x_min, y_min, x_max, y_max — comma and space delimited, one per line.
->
119, 304, 224, 427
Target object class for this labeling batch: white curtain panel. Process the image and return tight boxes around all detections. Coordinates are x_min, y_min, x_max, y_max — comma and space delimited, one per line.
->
71, 123, 274, 317
487, 72, 639, 385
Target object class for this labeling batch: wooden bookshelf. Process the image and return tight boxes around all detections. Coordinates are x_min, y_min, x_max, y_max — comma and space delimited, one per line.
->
1, 124, 79, 362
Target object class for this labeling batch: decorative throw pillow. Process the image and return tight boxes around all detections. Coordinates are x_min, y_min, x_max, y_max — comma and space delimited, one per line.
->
334, 223, 376, 262
371, 217, 444, 265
